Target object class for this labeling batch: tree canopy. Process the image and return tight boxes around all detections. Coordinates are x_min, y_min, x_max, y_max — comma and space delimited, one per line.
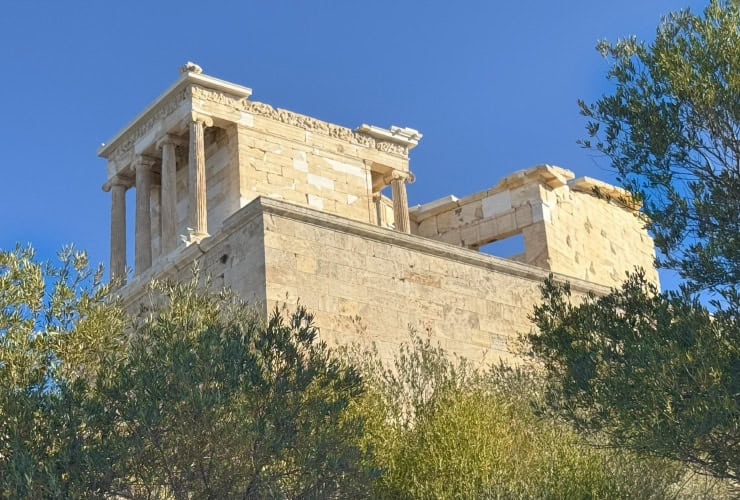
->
0, 245, 126, 497
95, 279, 373, 498
578, 0, 739, 299
530, 0, 739, 485
0, 247, 374, 498
345, 335, 703, 499
5, 245, 730, 497
530, 273, 739, 482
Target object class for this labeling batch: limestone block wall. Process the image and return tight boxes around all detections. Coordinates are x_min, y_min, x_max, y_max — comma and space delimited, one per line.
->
189, 90, 414, 228
234, 122, 375, 223
543, 177, 659, 286
204, 126, 241, 232
256, 198, 607, 365
410, 165, 657, 289
119, 199, 268, 310
117, 196, 610, 365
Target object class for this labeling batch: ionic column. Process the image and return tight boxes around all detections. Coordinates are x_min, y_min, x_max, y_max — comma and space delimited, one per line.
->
188, 113, 213, 241
109, 178, 127, 281
372, 192, 384, 227
134, 155, 156, 274
390, 171, 412, 233
158, 135, 179, 255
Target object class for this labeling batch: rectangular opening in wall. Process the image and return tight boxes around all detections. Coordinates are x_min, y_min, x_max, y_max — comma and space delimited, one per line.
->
477, 232, 525, 261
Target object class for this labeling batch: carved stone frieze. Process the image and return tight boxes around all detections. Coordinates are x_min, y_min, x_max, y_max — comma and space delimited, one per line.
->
109, 87, 408, 163
190, 85, 244, 108
110, 87, 189, 163
376, 141, 407, 155
241, 100, 408, 157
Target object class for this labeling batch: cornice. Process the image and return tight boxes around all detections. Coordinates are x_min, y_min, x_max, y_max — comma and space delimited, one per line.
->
115, 196, 611, 308
99, 64, 420, 167
236, 197, 611, 296
98, 70, 252, 160
242, 101, 411, 157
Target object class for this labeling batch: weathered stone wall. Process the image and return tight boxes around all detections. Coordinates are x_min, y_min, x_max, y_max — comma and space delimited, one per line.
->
256, 198, 607, 365
118, 197, 609, 365
411, 165, 657, 289
204, 126, 241, 233
234, 121, 375, 224
187, 88, 413, 228
540, 177, 658, 286
119, 200, 268, 309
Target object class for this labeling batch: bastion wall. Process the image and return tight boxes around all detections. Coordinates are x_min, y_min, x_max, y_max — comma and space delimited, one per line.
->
119, 197, 611, 364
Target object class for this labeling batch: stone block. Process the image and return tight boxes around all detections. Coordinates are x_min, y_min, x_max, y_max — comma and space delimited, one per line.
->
307, 173, 335, 191
306, 194, 324, 210
460, 225, 481, 247
417, 217, 438, 237
482, 190, 512, 217
296, 254, 317, 274
495, 212, 517, 235
514, 205, 533, 227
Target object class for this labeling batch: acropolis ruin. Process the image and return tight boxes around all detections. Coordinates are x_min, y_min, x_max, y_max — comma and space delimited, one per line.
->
99, 63, 658, 363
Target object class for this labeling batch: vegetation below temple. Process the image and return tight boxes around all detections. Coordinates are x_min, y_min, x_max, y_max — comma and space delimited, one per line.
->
0, 246, 734, 498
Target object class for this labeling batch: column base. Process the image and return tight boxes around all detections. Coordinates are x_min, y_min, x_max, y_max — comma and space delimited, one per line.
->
183, 228, 210, 245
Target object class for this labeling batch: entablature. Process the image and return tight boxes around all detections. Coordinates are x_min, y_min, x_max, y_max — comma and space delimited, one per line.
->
99, 63, 422, 185
99, 63, 253, 180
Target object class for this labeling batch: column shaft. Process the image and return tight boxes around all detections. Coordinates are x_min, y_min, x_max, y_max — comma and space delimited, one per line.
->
391, 175, 411, 233
160, 139, 177, 254
110, 182, 127, 281
135, 158, 154, 274
189, 117, 209, 239
373, 193, 383, 227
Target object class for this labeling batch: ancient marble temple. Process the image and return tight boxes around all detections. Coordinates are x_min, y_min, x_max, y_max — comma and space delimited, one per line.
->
99, 63, 657, 363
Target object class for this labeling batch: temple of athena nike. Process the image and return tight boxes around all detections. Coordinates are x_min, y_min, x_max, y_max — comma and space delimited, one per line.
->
99, 62, 658, 364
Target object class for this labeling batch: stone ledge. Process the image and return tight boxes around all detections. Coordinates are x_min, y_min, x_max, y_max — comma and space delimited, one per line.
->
568, 176, 642, 211
409, 195, 459, 220
98, 70, 253, 160
410, 164, 575, 223
251, 197, 611, 296
116, 195, 612, 307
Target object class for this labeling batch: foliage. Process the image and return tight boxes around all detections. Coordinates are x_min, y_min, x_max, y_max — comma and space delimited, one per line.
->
0, 248, 374, 498
0, 245, 126, 498
345, 335, 694, 499
529, 273, 739, 484
533, 0, 740, 486
578, 0, 739, 298
1, 243, 733, 497
96, 277, 374, 498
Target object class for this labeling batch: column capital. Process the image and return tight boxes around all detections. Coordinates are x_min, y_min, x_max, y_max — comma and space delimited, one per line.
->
156, 133, 187, 150
134, 154, 158, 170
386, 170, 415, 184
102, 175, 132, 192
190, 111, 214, 128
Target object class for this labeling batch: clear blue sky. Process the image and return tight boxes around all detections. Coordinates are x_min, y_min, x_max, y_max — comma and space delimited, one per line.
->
0, 0, 706, 289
